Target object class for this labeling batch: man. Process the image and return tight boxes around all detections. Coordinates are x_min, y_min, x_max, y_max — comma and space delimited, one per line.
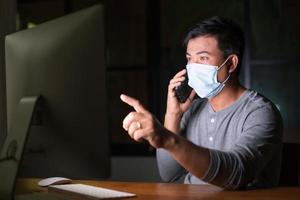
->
120, 16, 283, 190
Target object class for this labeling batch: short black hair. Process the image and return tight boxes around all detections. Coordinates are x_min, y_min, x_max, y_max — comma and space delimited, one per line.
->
184, 16, 245, 75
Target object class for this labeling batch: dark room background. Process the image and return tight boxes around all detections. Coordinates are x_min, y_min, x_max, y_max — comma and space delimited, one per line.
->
0, 0, 300, 184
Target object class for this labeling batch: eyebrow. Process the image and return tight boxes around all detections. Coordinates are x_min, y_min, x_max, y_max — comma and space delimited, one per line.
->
186, 51, 211, 56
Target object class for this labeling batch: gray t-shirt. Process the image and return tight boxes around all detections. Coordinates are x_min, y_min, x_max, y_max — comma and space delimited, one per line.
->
157, 89, 283, 190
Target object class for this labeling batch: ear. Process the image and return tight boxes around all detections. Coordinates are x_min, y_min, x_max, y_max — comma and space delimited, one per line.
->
228, 55, 239, 73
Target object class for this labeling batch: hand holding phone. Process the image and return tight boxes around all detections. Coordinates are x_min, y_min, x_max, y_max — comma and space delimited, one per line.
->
174, 74, 193, 103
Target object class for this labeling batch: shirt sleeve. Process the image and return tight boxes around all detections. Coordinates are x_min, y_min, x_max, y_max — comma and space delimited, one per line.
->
156, 99, 203, 182
156, 148, 186, 182
202, 104, 283, 189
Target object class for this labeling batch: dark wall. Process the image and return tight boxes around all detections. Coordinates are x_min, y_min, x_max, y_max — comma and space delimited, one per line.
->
0, 0, 15, 149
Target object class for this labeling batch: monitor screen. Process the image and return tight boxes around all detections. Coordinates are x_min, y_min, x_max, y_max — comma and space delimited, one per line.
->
5, 4, 110, 179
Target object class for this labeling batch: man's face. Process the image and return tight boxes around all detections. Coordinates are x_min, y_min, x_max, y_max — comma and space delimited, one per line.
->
186, 35, 230, 82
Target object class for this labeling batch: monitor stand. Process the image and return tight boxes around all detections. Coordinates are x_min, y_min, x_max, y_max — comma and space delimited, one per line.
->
0, 96, 41, 200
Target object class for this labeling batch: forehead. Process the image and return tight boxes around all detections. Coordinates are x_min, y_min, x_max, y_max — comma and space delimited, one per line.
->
186, 35, 221, 55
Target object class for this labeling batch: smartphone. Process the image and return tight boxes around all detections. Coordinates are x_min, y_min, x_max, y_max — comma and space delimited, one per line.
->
175, 74, 193, 103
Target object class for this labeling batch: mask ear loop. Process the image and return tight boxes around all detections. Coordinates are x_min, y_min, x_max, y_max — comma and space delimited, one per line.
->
217, 56, 232, 70
222, 73, 231, 84
216, 56, 232, 84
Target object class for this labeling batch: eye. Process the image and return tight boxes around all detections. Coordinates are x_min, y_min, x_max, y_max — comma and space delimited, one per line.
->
199, 56, 209, 61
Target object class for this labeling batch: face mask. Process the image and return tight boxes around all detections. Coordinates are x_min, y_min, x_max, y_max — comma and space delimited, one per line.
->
186, 57, 231, 99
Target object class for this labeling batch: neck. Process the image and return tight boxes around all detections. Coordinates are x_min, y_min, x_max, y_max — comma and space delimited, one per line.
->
208, 77, 246, 112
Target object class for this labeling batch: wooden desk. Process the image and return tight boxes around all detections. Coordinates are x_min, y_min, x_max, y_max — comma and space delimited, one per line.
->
16, 178, 300, 200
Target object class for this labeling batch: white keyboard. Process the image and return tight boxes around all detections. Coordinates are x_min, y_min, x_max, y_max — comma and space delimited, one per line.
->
49, 184, 136, 199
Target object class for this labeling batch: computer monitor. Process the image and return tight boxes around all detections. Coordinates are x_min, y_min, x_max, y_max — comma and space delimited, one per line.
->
5, 4, 110, 179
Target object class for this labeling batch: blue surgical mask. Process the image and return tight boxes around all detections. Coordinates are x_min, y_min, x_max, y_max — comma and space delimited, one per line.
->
186, 57, 231, 99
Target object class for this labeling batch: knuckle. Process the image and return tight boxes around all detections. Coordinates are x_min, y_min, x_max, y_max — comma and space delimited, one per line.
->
129, 131, 134, 138
134, 133, 140, 141
129, 111, 136, 118
168, 83, 175, 90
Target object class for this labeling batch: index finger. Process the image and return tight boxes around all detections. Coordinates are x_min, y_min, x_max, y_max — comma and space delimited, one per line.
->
120, 94, 148, 113
174, 69, 186, 78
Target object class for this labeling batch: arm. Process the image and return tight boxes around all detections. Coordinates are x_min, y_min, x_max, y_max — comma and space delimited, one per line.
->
163, 104, 282, 189
120, 92, 212, 182
157, 69, 196, 182
157, 98, 204, 182
203, 106, 283, 189
163, 69, 195, 134
121, 93, 282, 189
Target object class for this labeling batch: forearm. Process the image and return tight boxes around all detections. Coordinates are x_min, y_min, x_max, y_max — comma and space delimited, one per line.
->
161, 132, 250, 189
202, 150, 247, 189
162, 132, 211, 179
164, 113, 182, 134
